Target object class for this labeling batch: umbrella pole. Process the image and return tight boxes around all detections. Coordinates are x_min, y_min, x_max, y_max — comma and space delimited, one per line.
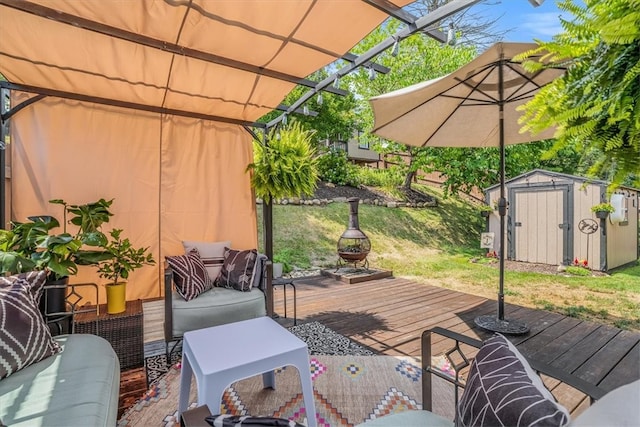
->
474, 58, 529, 335
498, 141, 506, 321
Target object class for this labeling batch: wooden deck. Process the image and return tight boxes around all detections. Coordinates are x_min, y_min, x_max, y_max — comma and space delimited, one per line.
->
274, 274, 640, 399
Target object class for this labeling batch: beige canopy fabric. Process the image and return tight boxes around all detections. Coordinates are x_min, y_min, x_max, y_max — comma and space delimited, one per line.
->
9, 96, 259, 302
370, 42, 563, 148
0, 0, 413, 301
1, 0, 411, 123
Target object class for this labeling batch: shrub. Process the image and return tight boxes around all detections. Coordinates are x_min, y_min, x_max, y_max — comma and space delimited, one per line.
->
566, 266, 591, 276
317, 150, 360, 187
356, 167, 403, 189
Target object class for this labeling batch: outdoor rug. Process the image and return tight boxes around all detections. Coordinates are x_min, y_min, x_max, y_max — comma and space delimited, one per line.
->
143, 321, 375, 385
118, 354, 455, 426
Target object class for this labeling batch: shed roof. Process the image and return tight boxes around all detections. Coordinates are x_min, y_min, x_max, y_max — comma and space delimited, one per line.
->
484, 169, 640, 193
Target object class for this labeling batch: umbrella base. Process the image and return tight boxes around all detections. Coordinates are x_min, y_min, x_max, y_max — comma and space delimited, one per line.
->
474, 315, 529, 335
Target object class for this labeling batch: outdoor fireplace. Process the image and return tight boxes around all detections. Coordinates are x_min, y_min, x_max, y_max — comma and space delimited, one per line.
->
337, 197, 371, 268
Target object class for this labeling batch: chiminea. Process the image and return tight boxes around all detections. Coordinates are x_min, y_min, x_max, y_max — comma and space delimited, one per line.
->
337, 198, 371, 268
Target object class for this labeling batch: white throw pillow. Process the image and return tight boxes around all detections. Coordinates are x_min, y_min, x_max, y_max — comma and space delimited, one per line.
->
182, 240, 230, 282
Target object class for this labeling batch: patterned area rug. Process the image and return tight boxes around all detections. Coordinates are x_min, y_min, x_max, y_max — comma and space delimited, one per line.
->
119, 355, 450, 427
144, 321, 375, 385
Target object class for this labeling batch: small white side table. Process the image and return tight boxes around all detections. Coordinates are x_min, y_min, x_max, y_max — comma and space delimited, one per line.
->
178, 316, 317, 427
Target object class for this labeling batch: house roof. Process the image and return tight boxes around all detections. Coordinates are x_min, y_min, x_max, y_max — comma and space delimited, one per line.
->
0, 0, 416, 126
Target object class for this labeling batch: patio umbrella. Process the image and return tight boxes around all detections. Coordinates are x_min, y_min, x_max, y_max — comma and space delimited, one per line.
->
369, 42, 564, 335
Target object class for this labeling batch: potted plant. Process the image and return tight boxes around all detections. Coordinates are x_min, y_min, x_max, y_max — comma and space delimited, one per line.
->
591, 202, 615, 219
95, 228, 155, 314
0, 199, 114, 314
246, 121, 319, 204
479, 204, 493, 218
246, 122, 318, 284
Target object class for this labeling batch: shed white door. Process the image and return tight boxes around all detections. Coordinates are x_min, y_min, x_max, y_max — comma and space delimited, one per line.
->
512, 189, 568, 265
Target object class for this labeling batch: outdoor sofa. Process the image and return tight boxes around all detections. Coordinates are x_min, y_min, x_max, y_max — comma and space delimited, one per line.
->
164, 242, 269, 363
0, 334, 120, 426
1, 272, 120, 427
356, 327, 639, 427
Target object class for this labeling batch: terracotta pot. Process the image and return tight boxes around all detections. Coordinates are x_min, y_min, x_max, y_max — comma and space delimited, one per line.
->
106, 282, 126, 314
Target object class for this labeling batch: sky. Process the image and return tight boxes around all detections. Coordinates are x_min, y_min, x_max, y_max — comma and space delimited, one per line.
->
472, 0, 567, 43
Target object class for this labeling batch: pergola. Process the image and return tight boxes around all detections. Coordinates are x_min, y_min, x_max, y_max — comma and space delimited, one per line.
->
0, 0, 485, 306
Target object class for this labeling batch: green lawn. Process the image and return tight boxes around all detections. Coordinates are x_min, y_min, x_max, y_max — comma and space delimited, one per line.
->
257, 187, 640, 331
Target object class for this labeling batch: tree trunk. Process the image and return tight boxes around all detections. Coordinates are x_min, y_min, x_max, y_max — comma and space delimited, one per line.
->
403, 170, 416, 190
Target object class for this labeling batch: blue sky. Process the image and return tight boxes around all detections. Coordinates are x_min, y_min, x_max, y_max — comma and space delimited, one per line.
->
472, 0, 567, 43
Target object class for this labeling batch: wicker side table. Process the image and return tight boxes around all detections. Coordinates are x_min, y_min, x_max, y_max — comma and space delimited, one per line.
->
73, 299, 144, 370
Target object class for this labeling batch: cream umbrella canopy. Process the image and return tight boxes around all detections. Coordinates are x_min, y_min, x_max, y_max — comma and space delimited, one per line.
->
369, 42, 564, 334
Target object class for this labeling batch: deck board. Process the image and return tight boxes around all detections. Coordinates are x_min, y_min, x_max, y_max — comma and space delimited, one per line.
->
288, 274, 640, 394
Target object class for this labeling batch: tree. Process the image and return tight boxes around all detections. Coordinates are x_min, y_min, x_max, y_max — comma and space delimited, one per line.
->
348, 21, 478, 191
259, 69, 359, 145
518, 0, 640, 189
406, 0, 509, 50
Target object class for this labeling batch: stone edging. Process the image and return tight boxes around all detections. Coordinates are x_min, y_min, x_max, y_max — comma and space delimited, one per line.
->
256, 196, 437, 208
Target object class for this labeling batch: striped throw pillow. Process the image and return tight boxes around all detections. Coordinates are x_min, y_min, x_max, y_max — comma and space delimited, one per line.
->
166, 248, 211, 301
0, 271, 62, 380
217, 248, 258, 292
457, 334, 570, 426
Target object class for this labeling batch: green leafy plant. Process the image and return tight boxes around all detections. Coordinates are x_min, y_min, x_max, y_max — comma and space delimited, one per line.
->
317, 149, 360, 187
95, 229, 155, 286
247, 121, 319, 203
356, 167, 403, 189
273, 248, 297, 274
517, 0, 640, 189
566, 265, 591, 276
0, 199, 114, 279
590, 203, 615, 213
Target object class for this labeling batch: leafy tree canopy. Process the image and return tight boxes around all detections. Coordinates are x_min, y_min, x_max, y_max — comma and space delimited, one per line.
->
518, 0, 640, 189
259, 69, 359, 145
348, 21, 570, 196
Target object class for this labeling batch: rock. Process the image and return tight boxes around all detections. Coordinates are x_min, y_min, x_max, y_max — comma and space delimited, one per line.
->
387, 201, 398, 208
281, 199, 289, 205
557, 265, 567, 272
289, 197, 301, 205
334, 197, 348, 203
312, 199, 321, 205
325, 182, 336, 188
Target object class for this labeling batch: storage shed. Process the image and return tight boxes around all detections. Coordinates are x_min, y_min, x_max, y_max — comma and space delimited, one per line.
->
485, 169, 639, 271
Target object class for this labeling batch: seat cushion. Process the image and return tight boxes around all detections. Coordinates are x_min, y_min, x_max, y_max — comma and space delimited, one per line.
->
355, 410, 453, 426
171, 286, 266, 338
0, 334, 120, 427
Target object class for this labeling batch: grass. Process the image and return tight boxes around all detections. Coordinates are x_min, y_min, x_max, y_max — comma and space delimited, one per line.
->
257, 185, 640, 331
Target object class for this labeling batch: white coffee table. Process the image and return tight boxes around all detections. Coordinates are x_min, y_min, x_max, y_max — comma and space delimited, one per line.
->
178, 316, 317, 427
